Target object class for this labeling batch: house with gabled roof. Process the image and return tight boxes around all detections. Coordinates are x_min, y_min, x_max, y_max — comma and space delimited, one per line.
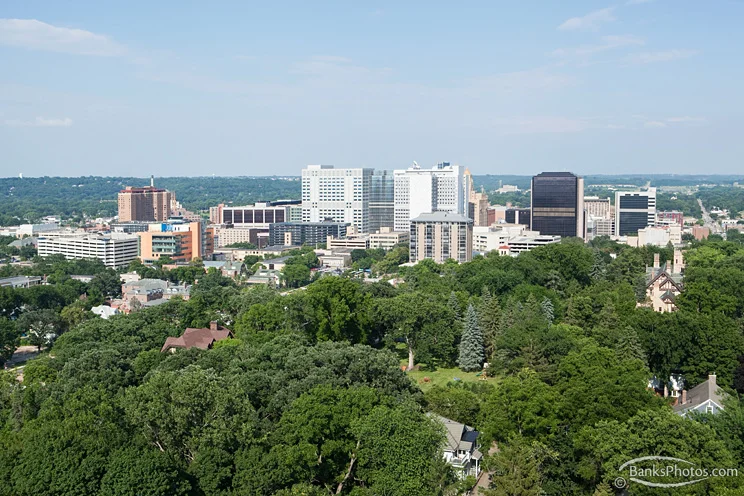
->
644, 252, 684, 313
674, 374, 726, 416
429, 414, 482, 479
161, 321, 233, 353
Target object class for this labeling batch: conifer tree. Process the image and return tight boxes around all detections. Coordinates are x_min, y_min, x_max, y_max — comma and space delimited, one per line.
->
590, 249, 607, 281
616, 326, 647, 366
540, 297, 554, 325
479, 286, 502, 361
448, 291, 461, 321
458, 303, 485, 372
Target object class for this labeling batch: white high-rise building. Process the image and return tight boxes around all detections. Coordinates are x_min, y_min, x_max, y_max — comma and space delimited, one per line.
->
393, 162, 466, 232
301, 165, 374, 233
615, 188, 657, 236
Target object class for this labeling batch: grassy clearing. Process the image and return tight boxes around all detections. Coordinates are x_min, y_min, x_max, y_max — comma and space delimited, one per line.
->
391, 343, 496, 392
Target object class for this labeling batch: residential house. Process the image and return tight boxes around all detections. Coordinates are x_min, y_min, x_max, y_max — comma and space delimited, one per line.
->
430, 414, 482, 479
161, 321, 233, 353
644, 253, 684, 312
674, 374, 726, 416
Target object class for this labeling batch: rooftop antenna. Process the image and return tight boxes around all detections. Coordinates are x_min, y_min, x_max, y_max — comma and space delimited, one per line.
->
412, 161, 420, 169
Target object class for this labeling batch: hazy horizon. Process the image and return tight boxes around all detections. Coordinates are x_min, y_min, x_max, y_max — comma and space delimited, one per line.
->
2, 1, 743, 175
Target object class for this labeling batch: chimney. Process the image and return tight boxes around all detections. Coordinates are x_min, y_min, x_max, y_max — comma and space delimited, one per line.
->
653, 253, 660, 269
666, 260, 672, 271
150, 175, 155, 188
709, 374, 717, 388
681, 389, 687, 405
210, 321, 218, 331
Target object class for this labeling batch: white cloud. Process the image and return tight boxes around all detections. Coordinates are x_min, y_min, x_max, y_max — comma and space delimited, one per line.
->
0, 18, 125, 56
644, 121, 667, 128
624, 49, 699, 64
666, 116, 707, 123
558, 8, 616, 31
4, 116, 73, 127
552, 34, 645, 59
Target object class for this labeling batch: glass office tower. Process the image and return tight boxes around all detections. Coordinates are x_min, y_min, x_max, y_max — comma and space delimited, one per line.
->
369, 170, 395, 233
530, 172, 585, 238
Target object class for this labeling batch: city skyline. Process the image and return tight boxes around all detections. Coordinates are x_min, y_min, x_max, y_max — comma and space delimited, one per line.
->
2, 1, 743, 176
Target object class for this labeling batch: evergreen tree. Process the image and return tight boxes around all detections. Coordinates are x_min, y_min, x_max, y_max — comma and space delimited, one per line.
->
448, 291, 461, 321
592, 481, 614, 496
615, 326, 647, 366
540, 297, 554, 325
479, 286, 501, 361
590, 249, 607, 281
458, 303, 485, 372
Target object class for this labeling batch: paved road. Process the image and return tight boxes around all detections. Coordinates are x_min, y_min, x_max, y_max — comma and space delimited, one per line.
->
697, 198, 724, 235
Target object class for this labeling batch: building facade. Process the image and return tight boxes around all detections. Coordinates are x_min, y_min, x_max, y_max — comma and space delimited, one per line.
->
584, 196, 612, 219
657, 210, 684, 227
369, 227, 409, 250
269, 222, 349, 246
369, 170, 395, 233
219, 201, 300, 228
137, 221, 211, 264
615, 188, 657, 236
38, 233, 138, 269
531, 172, 585, 238
409, 212, 472, 264
394, 162, 466, 232
301, 165, 373, 233
505, 208, 531, 229
118, 180, 174, 222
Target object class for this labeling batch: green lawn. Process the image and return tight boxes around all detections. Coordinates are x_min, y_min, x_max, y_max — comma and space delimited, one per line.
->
392, 344, 495, 392
405, 364, 493, 392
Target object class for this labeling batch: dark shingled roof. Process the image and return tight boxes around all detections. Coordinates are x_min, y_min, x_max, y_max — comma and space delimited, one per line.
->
161, 323, 233, 352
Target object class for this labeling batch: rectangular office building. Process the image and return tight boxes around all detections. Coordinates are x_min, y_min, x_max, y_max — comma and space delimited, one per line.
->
301, 165, 373, 233
38, 233, 139, 269
530, 172, 585, 239
615, 188, 656, 236
269, 222, 349, 246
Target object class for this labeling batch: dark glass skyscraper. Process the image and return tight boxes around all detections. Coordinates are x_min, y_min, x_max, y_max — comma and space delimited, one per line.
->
530, 172, 585, 238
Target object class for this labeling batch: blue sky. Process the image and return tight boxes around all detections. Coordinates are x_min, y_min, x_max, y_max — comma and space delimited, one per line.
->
1, 0, 742, 176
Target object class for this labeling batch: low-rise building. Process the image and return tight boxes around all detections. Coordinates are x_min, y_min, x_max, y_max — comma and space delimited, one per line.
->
0, 276, 43, 288
269, 221, 349, 247
246, 269, 281, 286
122, 279, 190, 309
138, 220, 212, 264
91, 305, 119, 319
644, 253, 684, 313
674, 375, 725, 417
327, 234, 370, 250
161, 321, 233, 353
504, 234, 561, 255
37, 233, 138, 269
692, 225, 710, 240
369, 227, 409, 250
431, 414, 482, 479
319, 253, 352, 268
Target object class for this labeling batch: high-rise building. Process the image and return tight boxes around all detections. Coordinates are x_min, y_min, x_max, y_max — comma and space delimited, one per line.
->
38, 233, 138, 269
409, 212, 472, 264
369, 170, 395, 233
394, 162, 466, 232
301, 165, 373, 233
118, 177, 174, 222
530, 172, 585, 238
615, 188, 656, 236
138, 220, 212, 264
584, 196, 612, 219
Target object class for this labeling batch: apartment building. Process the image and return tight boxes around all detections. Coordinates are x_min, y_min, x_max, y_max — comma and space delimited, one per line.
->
38, 233, 138, 269
409, 212, 472, 264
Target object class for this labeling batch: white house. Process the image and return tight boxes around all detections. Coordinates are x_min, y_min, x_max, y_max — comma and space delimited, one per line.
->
673, 374, 726, 416
430, 414, 482, 479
